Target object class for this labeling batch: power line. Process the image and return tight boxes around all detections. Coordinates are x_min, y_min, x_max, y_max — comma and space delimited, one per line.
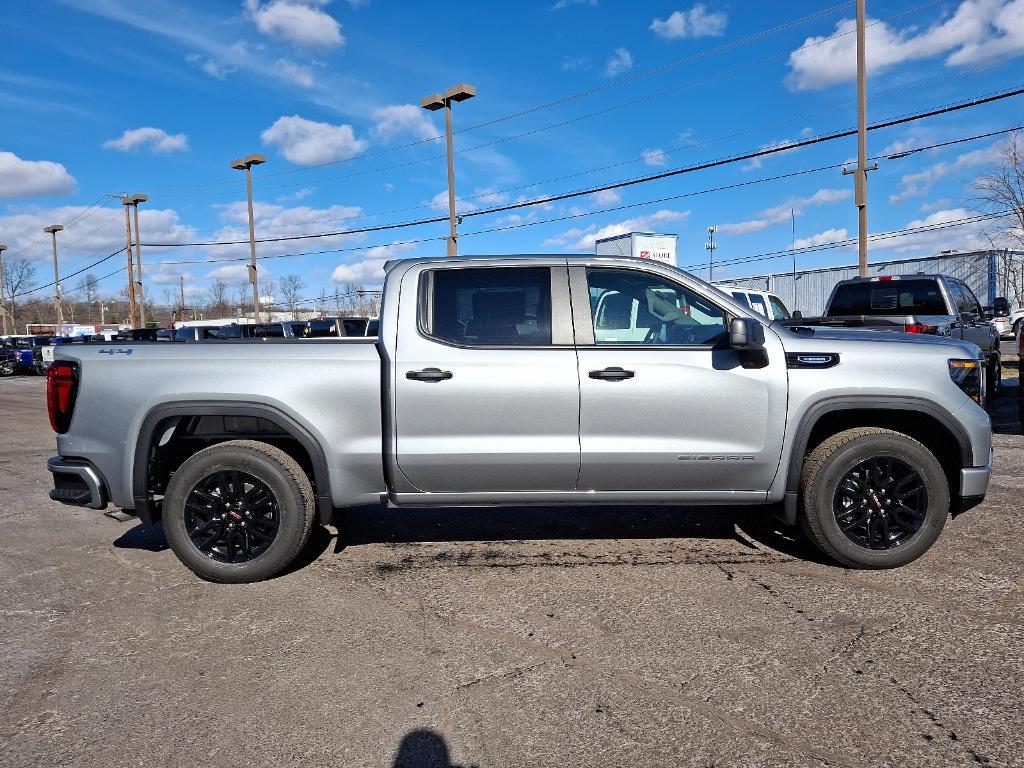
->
137, 85, 1024, 252
10, 246, 127, 300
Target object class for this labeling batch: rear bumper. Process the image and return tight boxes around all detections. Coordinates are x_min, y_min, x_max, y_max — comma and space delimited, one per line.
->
47, 456, 108, 510
960, 449, 993, 498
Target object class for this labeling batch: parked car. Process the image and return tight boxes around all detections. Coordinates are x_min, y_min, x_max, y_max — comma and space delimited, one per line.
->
173, 326, 227, 342
990, 297, 1013, 339
7, 336, 49, 374
726, 288, 792, 321
301, 316, 371, 338
0, 336, 15, 376
785, 274, 1003, 398
46, 255, 992, 582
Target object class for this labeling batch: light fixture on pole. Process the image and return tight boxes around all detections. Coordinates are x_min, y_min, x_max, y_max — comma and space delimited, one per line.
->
230, 153, 267, 321
421, 83, 476, 257
124, 194, 148, 327
0, 243, 8, 336
44, 225, 64, 336
705, 226, 718, 283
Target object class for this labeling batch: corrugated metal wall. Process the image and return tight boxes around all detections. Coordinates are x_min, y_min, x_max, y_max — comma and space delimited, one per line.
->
714, 250, 1019, 316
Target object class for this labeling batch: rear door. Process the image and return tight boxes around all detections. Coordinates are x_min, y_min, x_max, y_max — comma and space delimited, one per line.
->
393, 264, 581, 493
573, 266, 788, 492
950, 279, 991, 351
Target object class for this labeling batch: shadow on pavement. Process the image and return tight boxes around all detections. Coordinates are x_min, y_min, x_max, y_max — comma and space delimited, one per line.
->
392, 729, 474, 768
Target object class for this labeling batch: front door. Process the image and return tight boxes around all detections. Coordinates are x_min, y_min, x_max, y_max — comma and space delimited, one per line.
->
573, 266, 788, 492
394, 264, 581, 494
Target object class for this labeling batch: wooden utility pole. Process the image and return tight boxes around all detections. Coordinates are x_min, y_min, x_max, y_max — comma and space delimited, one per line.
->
121, 200, 138, 327
179, 275, 186, 321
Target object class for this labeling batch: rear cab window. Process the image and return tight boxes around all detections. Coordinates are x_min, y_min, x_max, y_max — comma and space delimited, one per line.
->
422, 267, 552, 346
768, 295, 791, 320
826, 279, 949, 316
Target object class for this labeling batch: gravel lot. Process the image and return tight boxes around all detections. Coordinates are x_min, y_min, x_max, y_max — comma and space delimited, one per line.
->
1, 374, 1022, 768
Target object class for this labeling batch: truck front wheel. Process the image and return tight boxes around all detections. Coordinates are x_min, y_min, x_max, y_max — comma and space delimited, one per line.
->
163, 440, 315, 583
799, 428, 949, 569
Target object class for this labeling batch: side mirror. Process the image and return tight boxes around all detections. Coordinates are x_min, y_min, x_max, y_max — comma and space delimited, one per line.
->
993, 297, 1010, 317
791, 310, 804, 320
729, 317, 765, 350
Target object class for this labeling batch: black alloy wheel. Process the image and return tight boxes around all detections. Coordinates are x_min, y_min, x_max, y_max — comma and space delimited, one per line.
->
184, 470, 281, 563
833, 456, 927, 550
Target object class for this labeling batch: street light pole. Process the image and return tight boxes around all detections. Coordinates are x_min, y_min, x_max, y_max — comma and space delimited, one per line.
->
120, 196, 139, 327
230, 153, 267, 321
44, 225, 64, 336
422, 84, 476, 257
0, 243, 8, 336
125, 194, 148, 327
842, 0, 877, 277
705, 226, 718, 283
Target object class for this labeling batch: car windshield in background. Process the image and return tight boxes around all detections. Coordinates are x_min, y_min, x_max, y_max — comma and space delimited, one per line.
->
826, 280, 948, 316
768, 295, 791, 320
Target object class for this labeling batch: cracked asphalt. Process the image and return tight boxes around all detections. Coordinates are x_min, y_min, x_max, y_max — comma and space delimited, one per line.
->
1, 374, 1022, 768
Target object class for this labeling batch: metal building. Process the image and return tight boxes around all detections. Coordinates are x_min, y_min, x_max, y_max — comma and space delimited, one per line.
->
713, 250, 1024, 316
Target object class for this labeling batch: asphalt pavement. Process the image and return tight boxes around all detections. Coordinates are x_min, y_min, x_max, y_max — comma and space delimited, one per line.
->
1, 374, 1022, 768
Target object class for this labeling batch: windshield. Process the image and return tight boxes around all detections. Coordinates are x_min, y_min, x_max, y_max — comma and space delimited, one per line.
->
827, 279, 948, 316
768, 295, 791, 320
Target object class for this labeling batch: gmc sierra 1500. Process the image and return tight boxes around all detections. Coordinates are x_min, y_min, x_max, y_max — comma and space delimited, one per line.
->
46, 256, 993, 582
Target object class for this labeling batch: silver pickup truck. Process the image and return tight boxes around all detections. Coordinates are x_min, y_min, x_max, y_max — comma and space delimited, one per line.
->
46, 255, 993, 582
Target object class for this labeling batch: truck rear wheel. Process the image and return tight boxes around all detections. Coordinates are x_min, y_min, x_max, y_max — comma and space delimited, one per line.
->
799, 428, 948, 569
163, 440, 315, 583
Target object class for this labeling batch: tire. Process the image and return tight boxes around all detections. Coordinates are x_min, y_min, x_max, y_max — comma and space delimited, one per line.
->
799, 428, 949, 569
163, 440, 316, 583
0, 361, 12, 377
987, 354, 1001, 401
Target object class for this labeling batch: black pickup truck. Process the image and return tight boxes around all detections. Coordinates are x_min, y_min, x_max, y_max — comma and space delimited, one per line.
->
785, 274, 1002, 397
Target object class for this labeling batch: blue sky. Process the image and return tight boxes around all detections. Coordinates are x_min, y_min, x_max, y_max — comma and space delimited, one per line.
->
2, 0, 1023, 307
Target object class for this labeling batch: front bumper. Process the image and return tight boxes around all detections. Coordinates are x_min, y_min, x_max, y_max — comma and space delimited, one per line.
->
47, 456, 108, 510
960, 449, 993, 498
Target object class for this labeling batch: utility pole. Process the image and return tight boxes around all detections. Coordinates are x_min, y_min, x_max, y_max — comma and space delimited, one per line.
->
44, 225, 64, 336
842, 0, 877, 277
125, 194, 148, 327
120, 196, 139, 327
705, 226, 718, 283
421, 84, 477, 257
179, 275, 186, 322
791, 208, 798, 311
0, 243, 8, 336
230, 154, 266, 321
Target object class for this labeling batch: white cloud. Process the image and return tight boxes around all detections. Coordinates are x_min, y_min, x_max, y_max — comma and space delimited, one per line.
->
921, 197, 952, 212
0, 151, 76, 199
372, 104, 440, 142
742, 138, 799, 171
561, 56, 590, 71
331, 241, 416, 284
641, 148, 667, 166
793, 227, 849, 249
277, 187, 313, 202
605, 47, 633, 77
787, 0, 1024, 90
261, 115, 367, 165
650, 5, 728, 39
551, 0, 597, 9
880, 207, 986, 253
430, 190, 480, 214
103, 127, 188, 154
0, 205, 193, 263
881, 137, 919, 156
544, 209, 689, 251
889, 144, 1000, 203
244, 0, 344, 48
720, 188, 850, 235
590, 189, 621, 206
211, 200, 363, 259
275, 58, 316, 88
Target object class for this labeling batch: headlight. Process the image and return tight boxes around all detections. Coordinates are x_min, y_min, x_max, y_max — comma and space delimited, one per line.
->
949, 358, 984, 405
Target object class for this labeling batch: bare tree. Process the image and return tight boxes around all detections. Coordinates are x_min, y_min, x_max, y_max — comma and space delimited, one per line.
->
207, 278, 229, 316
278, 274, 305, 320
972, 130, 1024, 306
2, 257, 38, 327
77, 273, 99, 322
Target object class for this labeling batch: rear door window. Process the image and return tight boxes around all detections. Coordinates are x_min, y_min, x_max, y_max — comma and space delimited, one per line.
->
768, 295, 791, 320
747, 294, 769, 318
425, 267, 552, 346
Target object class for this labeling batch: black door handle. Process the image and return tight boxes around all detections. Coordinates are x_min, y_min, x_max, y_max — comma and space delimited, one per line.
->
406, 367, 453, 382
589, 367, 635, 381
